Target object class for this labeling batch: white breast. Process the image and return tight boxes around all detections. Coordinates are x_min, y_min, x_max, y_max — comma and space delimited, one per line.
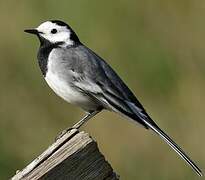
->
44, 48, 102, 111
45, 70, 99, 111
45, 70, 77, 102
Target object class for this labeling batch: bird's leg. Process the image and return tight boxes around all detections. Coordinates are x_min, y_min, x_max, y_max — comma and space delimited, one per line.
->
72, 110, 101, 129
55, 110, 101, 141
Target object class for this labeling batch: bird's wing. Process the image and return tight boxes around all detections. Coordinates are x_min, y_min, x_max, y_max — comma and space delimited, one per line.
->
68, 45, 156, 128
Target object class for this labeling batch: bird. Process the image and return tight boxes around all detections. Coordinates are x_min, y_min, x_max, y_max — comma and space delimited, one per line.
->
24, 20, 203, 176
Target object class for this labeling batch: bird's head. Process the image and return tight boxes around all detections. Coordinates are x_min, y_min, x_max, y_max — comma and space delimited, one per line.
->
24, 20, 80, 46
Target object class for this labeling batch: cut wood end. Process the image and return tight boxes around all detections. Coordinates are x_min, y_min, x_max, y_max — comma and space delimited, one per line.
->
12, 129, 119, 180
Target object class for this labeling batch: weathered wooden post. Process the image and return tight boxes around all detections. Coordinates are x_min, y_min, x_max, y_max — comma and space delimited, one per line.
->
11, 129, 119, 180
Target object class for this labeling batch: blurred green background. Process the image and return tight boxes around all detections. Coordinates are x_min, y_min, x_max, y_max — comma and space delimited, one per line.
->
0, 0, 204, 179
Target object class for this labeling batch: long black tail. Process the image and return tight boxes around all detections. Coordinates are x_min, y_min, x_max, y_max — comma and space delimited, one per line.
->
145, 119, 203, 176
126, 101, 203, 176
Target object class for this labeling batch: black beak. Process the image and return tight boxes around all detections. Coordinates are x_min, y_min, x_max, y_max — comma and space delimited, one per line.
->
24, 29, 39, 35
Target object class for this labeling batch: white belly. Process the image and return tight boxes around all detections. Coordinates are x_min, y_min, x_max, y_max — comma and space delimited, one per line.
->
45, 71, 97, 111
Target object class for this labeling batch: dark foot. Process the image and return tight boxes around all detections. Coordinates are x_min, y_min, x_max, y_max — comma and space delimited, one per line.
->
55, 127, 76, 141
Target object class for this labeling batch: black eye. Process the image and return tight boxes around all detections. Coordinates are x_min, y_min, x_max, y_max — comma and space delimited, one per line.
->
51, 29, 57, 34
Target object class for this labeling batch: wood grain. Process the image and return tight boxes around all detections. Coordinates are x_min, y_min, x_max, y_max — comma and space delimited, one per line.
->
11, 129, 119, 180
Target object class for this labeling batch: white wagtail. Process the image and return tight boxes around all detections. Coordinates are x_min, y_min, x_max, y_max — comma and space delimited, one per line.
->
24, 20, 202, 176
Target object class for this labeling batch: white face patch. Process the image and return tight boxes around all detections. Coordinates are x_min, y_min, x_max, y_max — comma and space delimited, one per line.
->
36, 21, 74, 46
